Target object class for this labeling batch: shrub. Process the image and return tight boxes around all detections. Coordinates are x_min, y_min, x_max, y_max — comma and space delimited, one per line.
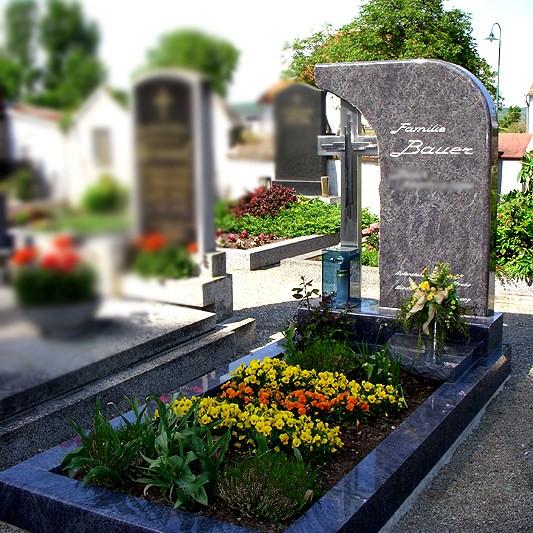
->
361, 207, 379, 228
231, 184, 297, 218
496, 190, 533, 280
131, 233, 196, 280
361, 248, 379, 267
232, 199, 340, 237
12, 168, 35, 201
218, 452, 316, 523
82, 174, 127, 214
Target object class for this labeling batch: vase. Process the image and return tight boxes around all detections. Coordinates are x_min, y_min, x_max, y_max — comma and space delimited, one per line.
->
425, 319, 439, 363
20, 299, 100, 339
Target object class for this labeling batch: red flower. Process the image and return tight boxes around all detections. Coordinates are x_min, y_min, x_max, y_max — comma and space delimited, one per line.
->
53, 235, 73, 250
187, 242, 198, 254
57, 250, 79, 272
11, 247, 38, 266
136, 233, 167, 252
40, 253, 60, 270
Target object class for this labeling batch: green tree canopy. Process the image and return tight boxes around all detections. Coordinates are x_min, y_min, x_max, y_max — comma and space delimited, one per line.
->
4, 0, 39, 96
499, 105, 525, 132
1, 0, 105, 109
141, 29, 239, 96
285, 0, 497, 102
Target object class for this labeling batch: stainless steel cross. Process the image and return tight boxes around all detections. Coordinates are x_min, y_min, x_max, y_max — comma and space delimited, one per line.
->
317, 100, 378, 246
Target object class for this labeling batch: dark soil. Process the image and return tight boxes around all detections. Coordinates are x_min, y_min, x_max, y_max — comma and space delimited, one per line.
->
199, 371, 439, 532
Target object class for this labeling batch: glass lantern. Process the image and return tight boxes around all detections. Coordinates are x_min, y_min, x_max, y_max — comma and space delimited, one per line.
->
322, 245, 361, 308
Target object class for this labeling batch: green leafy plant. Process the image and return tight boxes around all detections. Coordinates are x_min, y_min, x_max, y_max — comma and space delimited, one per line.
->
353, 341, 401, 387
215, 197, 340, 238
132, 233, 196, 280
217, 452, 317, 523
10, 235, 97, 306
62, 397, 153, 488
138, 395, 231, 509
361, 248, 379, 267
12, 168, 35, 201
496, 190, 533, 281
82, 174, 127, 214
517, 151, 533, 194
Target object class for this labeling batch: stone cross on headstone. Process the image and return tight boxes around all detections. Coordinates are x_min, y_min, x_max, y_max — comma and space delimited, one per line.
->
318, 101, 378, 247
315, 59, 498, 316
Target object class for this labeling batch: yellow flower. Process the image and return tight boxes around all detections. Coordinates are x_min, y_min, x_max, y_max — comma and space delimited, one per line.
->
419, 281, 430, 291
426, 293, 434, 301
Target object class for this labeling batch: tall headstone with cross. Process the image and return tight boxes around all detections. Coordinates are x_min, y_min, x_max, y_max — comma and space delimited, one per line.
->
315, 59, 498, 317
133, 70, 215, 254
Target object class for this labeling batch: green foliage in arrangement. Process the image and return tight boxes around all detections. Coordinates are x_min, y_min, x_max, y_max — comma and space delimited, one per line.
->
496, 190, 533, 281
81, 175, 128, 214
218, 452, 317, 523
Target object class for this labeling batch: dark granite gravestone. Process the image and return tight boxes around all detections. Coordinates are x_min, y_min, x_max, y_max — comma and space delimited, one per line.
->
134, 71, 215, 253
274, 83, 328, 196
315, 60, 498, 316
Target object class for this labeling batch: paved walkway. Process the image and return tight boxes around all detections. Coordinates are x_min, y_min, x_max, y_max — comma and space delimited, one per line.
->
1, 263, 531, 532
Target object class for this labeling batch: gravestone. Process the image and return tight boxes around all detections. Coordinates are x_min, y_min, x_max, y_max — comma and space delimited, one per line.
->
133, 71, 215, 254
274, 84, 328, 196
315, 60, 498, 316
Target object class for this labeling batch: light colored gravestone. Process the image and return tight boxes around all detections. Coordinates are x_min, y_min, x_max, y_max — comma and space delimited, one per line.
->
315, 59, 498, 316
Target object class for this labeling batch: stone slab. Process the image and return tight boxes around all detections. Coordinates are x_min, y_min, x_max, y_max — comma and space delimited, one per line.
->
0, 342, 510, 532
0, 299, 216, 420
0, 327, 238, 470
315, 60, 498, 316
221, 233, 339, 271
121, 273, 234, 321
388, 333, 480, 382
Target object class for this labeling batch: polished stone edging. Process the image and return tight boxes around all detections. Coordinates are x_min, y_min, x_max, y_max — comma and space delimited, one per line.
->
0, 342, 510, 533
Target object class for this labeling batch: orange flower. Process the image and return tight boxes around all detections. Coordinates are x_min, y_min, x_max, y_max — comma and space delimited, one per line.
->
53, 235, 73, 250
11, 247, 37, 266
187, 242, 198, 254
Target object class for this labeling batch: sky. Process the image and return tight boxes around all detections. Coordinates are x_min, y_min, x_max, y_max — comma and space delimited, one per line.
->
1, 0, 532, 107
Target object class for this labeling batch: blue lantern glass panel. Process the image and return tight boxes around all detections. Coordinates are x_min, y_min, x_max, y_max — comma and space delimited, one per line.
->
322, 245, 361, 308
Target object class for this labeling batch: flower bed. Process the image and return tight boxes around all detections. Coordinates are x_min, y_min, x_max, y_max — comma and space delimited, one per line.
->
0, 340, 510, 533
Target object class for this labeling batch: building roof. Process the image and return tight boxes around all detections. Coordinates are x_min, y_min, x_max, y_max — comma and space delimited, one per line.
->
528, 83, 533, 95
499, 133, 533, 160
9, 103, 61, 123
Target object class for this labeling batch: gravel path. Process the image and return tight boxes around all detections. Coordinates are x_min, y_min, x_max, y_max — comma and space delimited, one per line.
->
1, 264, 531, 533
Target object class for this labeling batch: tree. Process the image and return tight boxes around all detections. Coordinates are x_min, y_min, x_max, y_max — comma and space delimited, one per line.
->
33, 0, 105, 109
4, 0, 39, 96
141, 29, 239, 96
0, 56, 22, 100
285, 0, 497, 102
499, 106, 525, 132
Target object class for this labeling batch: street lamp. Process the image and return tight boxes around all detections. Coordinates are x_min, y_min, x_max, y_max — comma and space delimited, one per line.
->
485, 23, 502, 109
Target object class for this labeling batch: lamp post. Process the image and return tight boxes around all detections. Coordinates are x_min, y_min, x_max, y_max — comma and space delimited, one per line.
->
485, 23, 502, 109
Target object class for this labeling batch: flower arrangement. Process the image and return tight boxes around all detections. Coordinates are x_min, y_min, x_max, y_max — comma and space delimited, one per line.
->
10, 235, 97, 306
131, 232, 197, 280
397, 263, 470, 353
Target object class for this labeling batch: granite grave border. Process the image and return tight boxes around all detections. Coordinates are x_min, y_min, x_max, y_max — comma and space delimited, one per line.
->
221, 233, 339, 271
0, 340, 510, 533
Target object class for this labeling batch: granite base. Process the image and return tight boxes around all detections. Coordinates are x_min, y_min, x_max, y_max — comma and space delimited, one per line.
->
0, 341, 510, 533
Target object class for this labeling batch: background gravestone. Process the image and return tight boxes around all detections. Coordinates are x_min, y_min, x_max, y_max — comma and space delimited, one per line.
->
274, 84, 328, 196
315, 60, 498, 316
133, 71, 215, 253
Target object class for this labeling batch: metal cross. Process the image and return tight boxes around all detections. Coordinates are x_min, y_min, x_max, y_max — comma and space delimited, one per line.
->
317, 100, 378, 246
